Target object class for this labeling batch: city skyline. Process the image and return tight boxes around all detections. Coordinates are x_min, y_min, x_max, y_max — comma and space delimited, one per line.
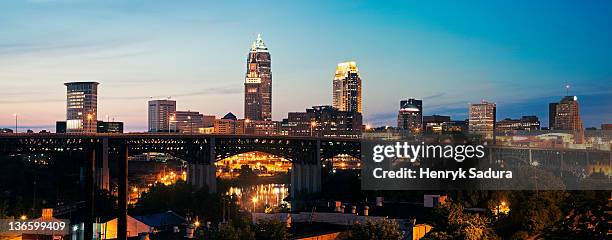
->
1, 1, 611, 131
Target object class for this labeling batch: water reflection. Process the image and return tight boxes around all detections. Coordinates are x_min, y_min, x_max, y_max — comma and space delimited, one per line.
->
225, 183, 289, 212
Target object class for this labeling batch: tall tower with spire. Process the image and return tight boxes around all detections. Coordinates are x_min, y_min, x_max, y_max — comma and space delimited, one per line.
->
244, 34, 272, 121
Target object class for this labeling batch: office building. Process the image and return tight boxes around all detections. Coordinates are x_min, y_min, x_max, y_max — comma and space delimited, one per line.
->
245, 120, 280, 135
65, 82, 99, 133
423, 115, 451, 134
148, 100, 176, 132
287, 105, 362, 138
397, 98, 423, 133
443, 120, 469, 134
56, 121, 67, 133
172, 111, 204, 134
97, 121, 124, 133
552, 96, 585, 143
469, 101, 496, 141
202, 115, 216, 128
548, 103, 558, 130
496, 116, 540, 134
332, 61, 362, 113
244, 34, 272, 121
214, 113, 245, 135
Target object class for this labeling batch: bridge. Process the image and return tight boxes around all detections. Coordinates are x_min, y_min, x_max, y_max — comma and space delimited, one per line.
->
0, 133, 360, 240
1, 133, 609, 239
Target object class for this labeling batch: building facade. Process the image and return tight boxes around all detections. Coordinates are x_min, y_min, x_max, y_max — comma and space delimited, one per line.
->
548, 103, 558, 130
214, 113, 246, 135
552, 96, 585, 143
172, 111, 205, 134
397, 98, 423, 133
332, 61, 362, 113
244, 34, 272, 121
469, 101, 496, 141
97, 121, 124, 133
148, 100, 176, 132
496, 116, 540, 134
287, 106, 362, 138
422, 115, 451, 134
65, 82, 99, 133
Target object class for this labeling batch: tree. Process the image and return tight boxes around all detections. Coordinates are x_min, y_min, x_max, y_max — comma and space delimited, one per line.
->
499, 191, 565, 237
424, 201, 499, 240
343, 220, 404, 240
207, 223, 255, 240
253, 219, 290, 240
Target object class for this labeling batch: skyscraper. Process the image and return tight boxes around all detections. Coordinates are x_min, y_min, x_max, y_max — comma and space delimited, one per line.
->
553, 96, 584, 143
148, 99, 176, 132
244, 34, 272, 121
397, 98, 423, 133
469, 100, 496, 141
548, 102, 558, 129
65, 82, 99, 133
332, 61, 362, 113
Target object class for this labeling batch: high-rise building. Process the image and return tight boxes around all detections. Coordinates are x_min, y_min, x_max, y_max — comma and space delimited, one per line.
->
553, 96, 585, 143
397, 98, 423, 133
148, 100, 176, 132
65, 82, 99, 133
244, 34, 272, 121
172, 110, 205, 134
332, 61, 362, 113
548, 103, 558, 130
469, 101, 496, 141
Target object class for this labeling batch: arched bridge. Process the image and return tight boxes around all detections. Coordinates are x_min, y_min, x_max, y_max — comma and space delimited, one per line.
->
0, 133, 361, 193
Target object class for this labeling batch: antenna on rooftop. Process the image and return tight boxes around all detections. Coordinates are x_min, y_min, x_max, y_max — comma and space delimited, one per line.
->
565, 84, 571, 96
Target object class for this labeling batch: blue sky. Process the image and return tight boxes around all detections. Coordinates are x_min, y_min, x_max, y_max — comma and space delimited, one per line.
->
0, 0, 610, 131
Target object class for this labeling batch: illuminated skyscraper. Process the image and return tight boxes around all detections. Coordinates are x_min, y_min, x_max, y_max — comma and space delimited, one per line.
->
244, 34, 272, 121
148, 99, 176, 132
397, 98, 423, 133
332, 61, 362, 113
65, 81, 99, 133
553, 96, 585, 143
469, 100, 496, 141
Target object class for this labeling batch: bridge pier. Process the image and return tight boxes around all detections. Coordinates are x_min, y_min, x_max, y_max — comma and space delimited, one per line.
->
98, 138, 110, 191
117, 145, 128, 240
290, 141, 322, 197
187, 138, 217, 193
188, 163, 217, 193
84, 149, 96, 240
290, 162, 322, 196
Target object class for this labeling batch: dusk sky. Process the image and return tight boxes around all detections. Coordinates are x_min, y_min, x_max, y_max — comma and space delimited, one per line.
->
1, 0, 610, 132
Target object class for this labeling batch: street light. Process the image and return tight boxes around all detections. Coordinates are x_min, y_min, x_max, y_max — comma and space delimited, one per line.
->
310, 121, 317, 137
